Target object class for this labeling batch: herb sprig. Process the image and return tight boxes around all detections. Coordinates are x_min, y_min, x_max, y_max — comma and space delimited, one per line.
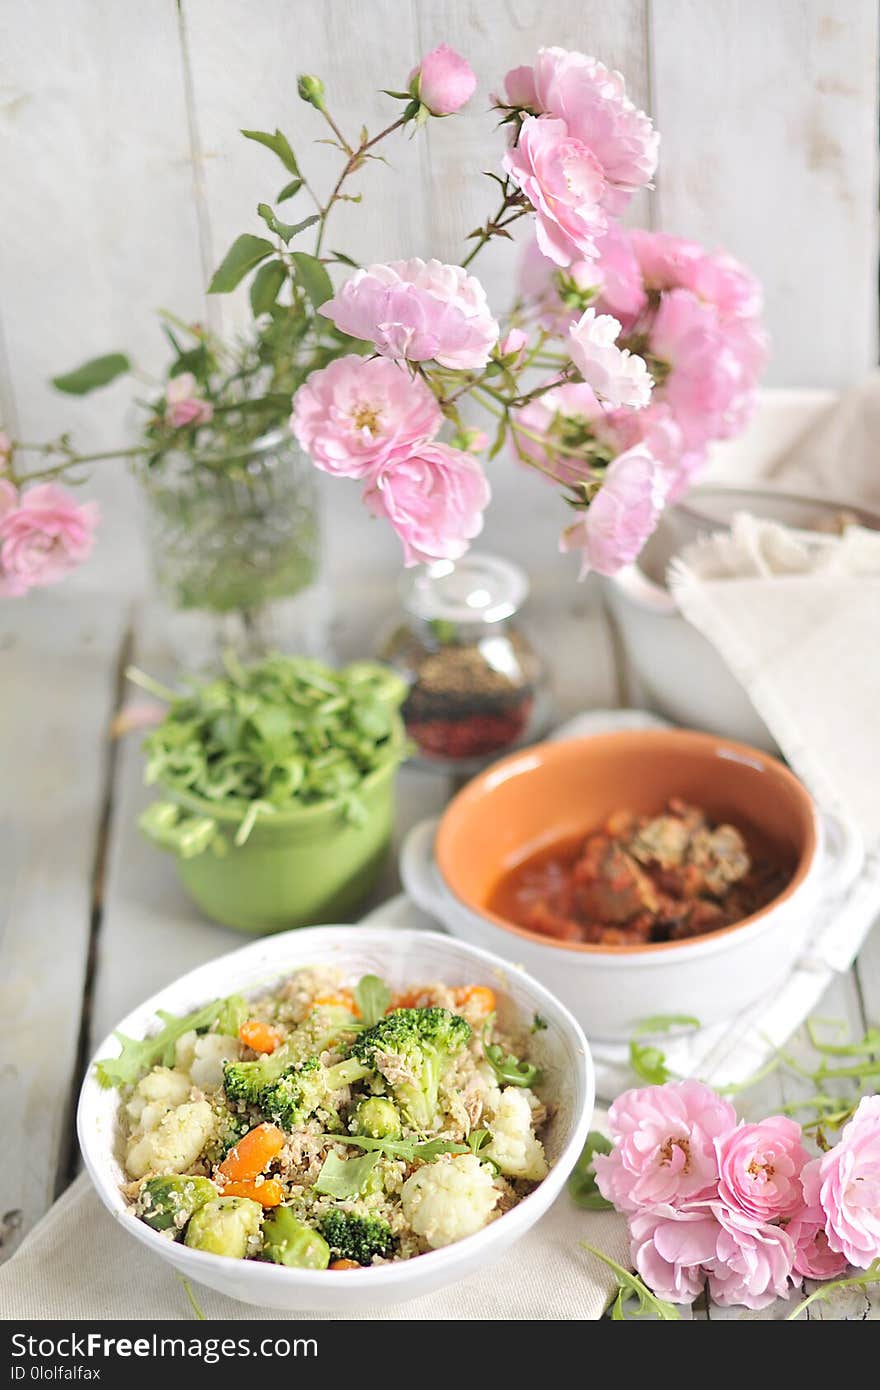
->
482, 1013, 541, 1088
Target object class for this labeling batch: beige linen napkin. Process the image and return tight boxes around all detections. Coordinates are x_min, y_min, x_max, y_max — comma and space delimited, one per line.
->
669, 515, 880, 849
0, 1172, 629, 1321
762, 369, 880, 512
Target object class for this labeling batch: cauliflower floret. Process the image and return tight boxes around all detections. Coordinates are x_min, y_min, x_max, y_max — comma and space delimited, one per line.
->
400, 1154, 499, 1249
125, 1067, 191, 1134
188, 1034, 240, 1091
125, 1099, 215, 1180
484, 1087, 549, 1182
175, 1030, 198, 1072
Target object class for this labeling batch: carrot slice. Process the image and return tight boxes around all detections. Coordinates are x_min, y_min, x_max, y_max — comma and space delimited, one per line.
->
314, 991, 360, 1017
218, 1123, 285, 1182
218, 1177, 283, 1208
238, 1018, 284, 1054
454, 985, 496, 1015
329, 1259, 360, 1270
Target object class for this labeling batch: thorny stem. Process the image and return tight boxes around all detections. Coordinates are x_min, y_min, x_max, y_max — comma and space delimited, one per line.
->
461, 190, 529, 269
314, 113, 408, 256
7, 444, 152, 488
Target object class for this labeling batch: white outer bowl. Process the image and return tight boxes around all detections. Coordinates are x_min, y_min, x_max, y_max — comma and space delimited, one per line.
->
400, 816, 863, 1043
78, 926, 594, 1313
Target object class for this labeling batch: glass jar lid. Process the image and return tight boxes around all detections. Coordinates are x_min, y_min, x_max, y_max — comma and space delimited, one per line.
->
402, 552, 529, 626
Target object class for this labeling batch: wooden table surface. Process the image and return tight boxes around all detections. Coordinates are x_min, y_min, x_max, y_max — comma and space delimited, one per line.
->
1, 578, 878, 1320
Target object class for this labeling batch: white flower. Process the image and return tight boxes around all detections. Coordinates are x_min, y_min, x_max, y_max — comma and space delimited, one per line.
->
568, 307, 653, 408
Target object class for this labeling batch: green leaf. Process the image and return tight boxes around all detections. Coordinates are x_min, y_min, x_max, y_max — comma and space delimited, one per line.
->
330, 249, 359, 268
313, 1149, 379, 1198
787, 1258, 880, 1319
256, 203, 320, 245
208, 234, 274, 294
291, 251, 334, 308
249, 258, 287, 316
324, 1134, 468, 1163
276, 178, 303, 204
51, 353, 131, 395
568, 1131, 613, 1210
353, 974, 391, 1028
628, 1014, 699, 1085
581, 1244, 682, 1320
94, 998, 226, 1089
481, 1012, 541, 1088
488, 415, 508, 461
240, 127, 300, 176
531, 1013, 548, 1034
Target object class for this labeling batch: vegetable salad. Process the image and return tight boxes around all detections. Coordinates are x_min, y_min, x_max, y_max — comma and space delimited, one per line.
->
99, 968, 551, 1267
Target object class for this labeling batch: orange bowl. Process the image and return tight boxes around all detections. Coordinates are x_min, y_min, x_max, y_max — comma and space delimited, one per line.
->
397, 727, 837, 1038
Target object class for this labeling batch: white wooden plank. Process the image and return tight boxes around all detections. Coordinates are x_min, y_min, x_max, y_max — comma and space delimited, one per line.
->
650, 0, 879, 388
854, 915, 880, 1025
0, 593, 127, 1260
0, 0, 207, 597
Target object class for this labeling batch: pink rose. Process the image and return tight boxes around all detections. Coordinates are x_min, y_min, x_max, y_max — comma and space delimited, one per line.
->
567, 308, 652, 409
787, 1159, 849, 1281
629, 1202, 717, 1304
649, 288, 755, 451
815, 1094, 880, 1269
591, 222, 648, 328
320, 259, 498, 371
716, 1116, 809, 1223
0, 484, 100, 596
707, 1203, 796, 1311
165, 372, 213, 429
504, 115, 607, 267
363, 441, 490, 566
594, 1079, 737, 1210
410, 44, 476, 116
519, 48, 659, 212
629, 229, 762, 320
599, 400, 703, 504
560, 446, 667, 579
291, 354, 441, 479
500, 64, 539, 110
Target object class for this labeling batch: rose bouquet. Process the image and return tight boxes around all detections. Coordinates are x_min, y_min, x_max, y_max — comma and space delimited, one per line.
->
0, 41, 767, 602
573, 1074, 880, 1317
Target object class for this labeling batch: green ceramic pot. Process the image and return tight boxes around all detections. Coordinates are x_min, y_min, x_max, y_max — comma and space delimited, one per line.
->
139, 721, 404, 933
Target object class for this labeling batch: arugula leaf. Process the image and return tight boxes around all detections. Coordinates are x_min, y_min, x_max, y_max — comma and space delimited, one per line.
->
323, 1134, 468, 1163
353, 974, 391, 1027
787, 1259, 880, 1319
95, 998, 225, 1089
481, 1013, 541, 1088
313, 1150, 379, 1198
581, 1244, 682, 1320
628, 1014, 699, 1085
568, 1132, 613, 1210
530, 1013, 548, 1034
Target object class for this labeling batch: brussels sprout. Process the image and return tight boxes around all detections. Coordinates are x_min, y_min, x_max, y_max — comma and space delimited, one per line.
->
136, 1175, 216, 1233
184, 1196, 263, 1258
354, 1096, 401, 1139
261, 1208, 330, 1269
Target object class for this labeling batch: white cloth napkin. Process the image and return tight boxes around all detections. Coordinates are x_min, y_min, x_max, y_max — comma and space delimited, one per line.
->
0, 1171, 630, 1322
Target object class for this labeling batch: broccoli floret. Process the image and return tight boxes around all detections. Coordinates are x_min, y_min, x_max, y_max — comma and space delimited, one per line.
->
348, 1007, 471, 1131
224, 1047, 369, 1131
319, 1210, 394, 1265
285, 1004, 362, 1065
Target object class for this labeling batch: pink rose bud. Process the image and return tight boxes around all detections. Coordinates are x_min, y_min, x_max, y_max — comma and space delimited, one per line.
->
410, 44, 476, 116
498, 328, 527, 367
165, 372, 213, 430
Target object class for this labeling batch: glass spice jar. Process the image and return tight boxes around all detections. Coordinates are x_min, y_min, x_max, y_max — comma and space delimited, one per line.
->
379, 553, 548, 770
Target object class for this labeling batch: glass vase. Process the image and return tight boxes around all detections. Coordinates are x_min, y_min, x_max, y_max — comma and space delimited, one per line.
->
139, 425, 324, 670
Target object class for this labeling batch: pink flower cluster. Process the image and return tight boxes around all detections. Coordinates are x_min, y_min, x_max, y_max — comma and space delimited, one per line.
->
595, 1082, 880, 1310
292, 352, 489, 565
0, 481, 100, 597
500, 48, 658, 267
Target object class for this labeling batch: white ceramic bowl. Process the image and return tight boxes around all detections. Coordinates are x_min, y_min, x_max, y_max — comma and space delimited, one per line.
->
78, 927, 594, 1313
